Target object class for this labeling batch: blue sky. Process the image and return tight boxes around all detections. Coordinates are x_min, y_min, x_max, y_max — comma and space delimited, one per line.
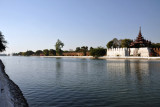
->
0, 0, 160, 53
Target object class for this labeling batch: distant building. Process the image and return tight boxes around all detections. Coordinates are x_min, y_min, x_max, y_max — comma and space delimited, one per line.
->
107, 27, 154, 57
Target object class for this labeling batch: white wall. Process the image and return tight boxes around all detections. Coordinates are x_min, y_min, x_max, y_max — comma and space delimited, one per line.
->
107, 47, 150, 57
130, 48, 138, 56
130, 47, 150, 57
107, 48, 129, 57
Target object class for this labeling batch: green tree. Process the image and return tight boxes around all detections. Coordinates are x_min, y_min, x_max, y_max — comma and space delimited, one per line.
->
55, 39, 64, 56
43, 49, 49, 56
75, 47, 81, 52
151, 43, 160, 48
35, 50, 43, 56
81, 46, 88, 56
18, 52, 23, 56
107, 40, 113, 48
90, 47, 106, 58
89, 47, 94, 51
120, 39, 133, 48
12, 53, 18, 56
25, 50, 34, 56
107, 38, 131, 48
0, 31, 7, 52
49, 49, 56, 56
22, 52, 26, 56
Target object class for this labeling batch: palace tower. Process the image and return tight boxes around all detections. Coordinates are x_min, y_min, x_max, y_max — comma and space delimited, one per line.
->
130, 27, 151, 48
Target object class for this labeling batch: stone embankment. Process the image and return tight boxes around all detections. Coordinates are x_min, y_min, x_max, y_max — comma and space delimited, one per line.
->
41, 56, 160, 60
0, 60, 28, 107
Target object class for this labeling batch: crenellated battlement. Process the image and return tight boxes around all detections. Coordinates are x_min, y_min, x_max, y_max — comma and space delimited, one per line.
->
107, 48, 129, 52
153, 48, 160, 51
151, 48, 160, 56
107, 48, 129, 56
107, 47, 150, 57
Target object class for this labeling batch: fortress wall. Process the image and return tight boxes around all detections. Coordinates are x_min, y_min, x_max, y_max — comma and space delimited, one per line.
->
63, 52, 83, 56
130, 47, 150, 57
63, 52, 90, 56
107, 48, 129, 57
108, 47, 150, 57
138, 48, 150, 57
86, 52, 90, 56
152, 48, 160, 56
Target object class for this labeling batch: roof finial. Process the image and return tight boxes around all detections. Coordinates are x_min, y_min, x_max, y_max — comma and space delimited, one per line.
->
139, 26, 142, 35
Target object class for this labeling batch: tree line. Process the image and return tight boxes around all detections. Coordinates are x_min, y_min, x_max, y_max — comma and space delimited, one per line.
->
13, 39, 107, 57
14, 39, 64, 56
107, 38, 160, 48
14, 49, 56, 56
11, 38, 160, 58
13, 38, 136, 57
107, 38, 133, 48
14, 45, 106, 57
1, 30, 160, 58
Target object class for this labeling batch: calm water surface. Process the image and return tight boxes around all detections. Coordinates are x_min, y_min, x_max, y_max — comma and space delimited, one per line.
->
1, 56, 160, 107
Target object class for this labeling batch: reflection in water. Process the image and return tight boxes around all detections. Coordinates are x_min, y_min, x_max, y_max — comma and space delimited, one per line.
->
56, 58, 62, 79
131, 60, 149, 83
80, 59, 88, 73
106, 60, 127, 76
135, 61, 142, 82
124, 60, 131, 84
134, 60, 143, 82
106, 59, 150, 86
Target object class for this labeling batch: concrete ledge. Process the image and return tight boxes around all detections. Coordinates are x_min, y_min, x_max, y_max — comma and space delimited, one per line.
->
0, 60, 28, 107
40, 56, 94, 59
40, 56, 160, 60
103, 56, 160, 60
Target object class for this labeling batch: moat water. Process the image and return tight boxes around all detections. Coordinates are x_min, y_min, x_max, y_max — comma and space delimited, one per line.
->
1, 56, 160, 107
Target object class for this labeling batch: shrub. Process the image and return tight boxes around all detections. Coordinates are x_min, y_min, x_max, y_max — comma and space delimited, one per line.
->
90, 47, 106, 58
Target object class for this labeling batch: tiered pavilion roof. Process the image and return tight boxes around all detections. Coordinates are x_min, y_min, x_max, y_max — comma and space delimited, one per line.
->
130, 27, 151, 48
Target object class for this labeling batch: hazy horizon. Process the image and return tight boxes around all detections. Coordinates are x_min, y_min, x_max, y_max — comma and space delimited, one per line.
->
0, 0, 160, 54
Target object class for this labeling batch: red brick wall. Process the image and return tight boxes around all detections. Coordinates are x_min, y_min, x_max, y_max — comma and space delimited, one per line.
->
152, 48, 160, 56
86, 52, 90, 56
63, 52, 90, 56
63, 52, 83, 56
